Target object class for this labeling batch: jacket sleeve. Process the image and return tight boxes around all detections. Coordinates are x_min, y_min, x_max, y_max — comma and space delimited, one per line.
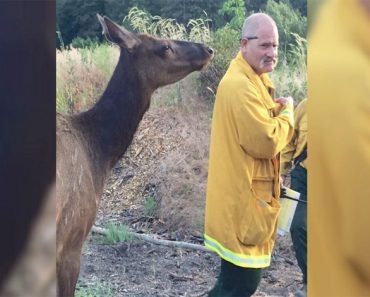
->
233, 83, 294, 159
280, 135, 296, 175
280, 101, 306, 174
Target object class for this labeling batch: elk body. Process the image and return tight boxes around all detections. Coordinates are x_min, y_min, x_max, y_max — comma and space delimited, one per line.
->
56, 15, 213, 296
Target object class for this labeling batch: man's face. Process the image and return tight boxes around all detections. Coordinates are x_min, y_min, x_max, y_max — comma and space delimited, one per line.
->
241, 25, 279, 75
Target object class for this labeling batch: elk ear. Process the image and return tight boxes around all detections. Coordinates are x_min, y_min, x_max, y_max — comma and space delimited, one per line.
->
96, 14, 141, 49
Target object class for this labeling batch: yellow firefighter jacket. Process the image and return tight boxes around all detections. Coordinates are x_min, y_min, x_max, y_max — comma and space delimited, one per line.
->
280, 98, 307, 175
204, 52, 294, 268
309, 0, 370, 296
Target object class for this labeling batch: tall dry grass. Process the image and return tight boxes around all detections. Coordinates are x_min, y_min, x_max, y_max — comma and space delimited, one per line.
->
150, 75, 212, 234
124, 7, 211, 43
56, 44, 118, 114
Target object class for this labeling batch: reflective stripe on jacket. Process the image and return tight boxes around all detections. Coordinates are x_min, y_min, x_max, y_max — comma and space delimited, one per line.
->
204, 52, 294, 268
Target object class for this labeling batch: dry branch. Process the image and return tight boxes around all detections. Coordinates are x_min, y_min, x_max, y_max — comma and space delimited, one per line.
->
91, 226, 295, 265
91, 226, 211, 253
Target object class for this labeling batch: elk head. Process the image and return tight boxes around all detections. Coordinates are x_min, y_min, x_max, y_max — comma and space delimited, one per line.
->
97, 14, 214, 90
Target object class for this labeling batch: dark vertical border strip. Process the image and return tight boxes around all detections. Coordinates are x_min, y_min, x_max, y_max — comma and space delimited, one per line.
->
0, 0, 56, 286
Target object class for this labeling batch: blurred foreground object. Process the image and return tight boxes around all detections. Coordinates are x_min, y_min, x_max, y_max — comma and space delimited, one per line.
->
0, 185, 56, 296
0, 1, 56, 296
309, 0, 370, 296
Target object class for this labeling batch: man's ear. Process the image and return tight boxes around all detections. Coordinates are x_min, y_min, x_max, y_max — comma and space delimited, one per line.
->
240, 38, 248, 48
96, 14, 141, 49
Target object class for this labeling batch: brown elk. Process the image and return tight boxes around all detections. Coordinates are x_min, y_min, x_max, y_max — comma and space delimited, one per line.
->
56, 14, 213, 296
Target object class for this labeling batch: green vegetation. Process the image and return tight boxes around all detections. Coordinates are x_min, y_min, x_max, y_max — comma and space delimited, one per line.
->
271, 32, 307, 101
75, 281, 114, 297
56, 44, 117, 113
218, 0, 246, 30
178, 184, 193, 196
265, 0, 307, 63
82, 243, 92, 256
57, 0, 307, 113
143, 196, 157, 217
123, 7, 211, 43
199, 23, 240, 101
100, 222, 134, 244
57, 0, 306, 48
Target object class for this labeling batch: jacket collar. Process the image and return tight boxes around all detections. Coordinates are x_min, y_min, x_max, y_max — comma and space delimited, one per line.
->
234, 52, 276, 109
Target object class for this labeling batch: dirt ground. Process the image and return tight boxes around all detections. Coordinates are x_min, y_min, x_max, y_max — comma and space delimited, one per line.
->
77, 86, 304, 297
79, 234, 302, 297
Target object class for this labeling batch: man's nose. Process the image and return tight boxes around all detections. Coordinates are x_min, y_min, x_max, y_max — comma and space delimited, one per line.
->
266, 47, 277, 58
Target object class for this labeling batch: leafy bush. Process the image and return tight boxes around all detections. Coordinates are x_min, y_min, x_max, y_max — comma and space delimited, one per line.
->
218, 0, 246, 30
71, 36, 100, 49
199, 23, 240, 102
265, 0, 307, 63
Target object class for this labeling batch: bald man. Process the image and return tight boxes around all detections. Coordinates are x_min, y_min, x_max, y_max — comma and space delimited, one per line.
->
204, 13, 294, 296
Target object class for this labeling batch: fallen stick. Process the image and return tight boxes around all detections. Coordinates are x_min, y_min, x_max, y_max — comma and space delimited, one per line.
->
91, 226, 211, 253
169, 272, 194, 281
92, 226, 296, 265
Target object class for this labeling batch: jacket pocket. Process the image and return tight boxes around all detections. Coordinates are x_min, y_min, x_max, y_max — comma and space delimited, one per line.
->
237, 192, 280, 246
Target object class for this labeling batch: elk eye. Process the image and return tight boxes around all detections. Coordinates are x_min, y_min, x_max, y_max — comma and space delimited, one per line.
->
163, 45, 172, 52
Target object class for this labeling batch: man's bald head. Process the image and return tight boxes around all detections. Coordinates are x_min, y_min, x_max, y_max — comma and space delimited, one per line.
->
241, 13, 278, 39
240, 13, 279, 75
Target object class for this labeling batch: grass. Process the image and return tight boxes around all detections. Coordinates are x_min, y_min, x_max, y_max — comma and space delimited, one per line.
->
99, 222, 134, 245
271, 61, 307, 103
178, 184, 192, 196
124, 7, 211, 43
82, 243, 92, 256
272, 32, 307, 103
56, 44, 118, 114
144, 196, 157, 217
75, 281, 114, 297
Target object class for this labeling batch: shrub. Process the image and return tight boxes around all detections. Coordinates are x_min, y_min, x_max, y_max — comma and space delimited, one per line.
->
71, 36, 99, 49
199, 23, 240, 102
265, 0, 307, 63
218, 0, 246, 30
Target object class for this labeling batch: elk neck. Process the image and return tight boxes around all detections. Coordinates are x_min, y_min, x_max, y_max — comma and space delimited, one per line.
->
73, 48, 154, 179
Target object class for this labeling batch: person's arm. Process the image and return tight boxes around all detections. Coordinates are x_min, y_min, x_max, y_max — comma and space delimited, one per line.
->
280, 100, 306, 175
280, 135, 297, 175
